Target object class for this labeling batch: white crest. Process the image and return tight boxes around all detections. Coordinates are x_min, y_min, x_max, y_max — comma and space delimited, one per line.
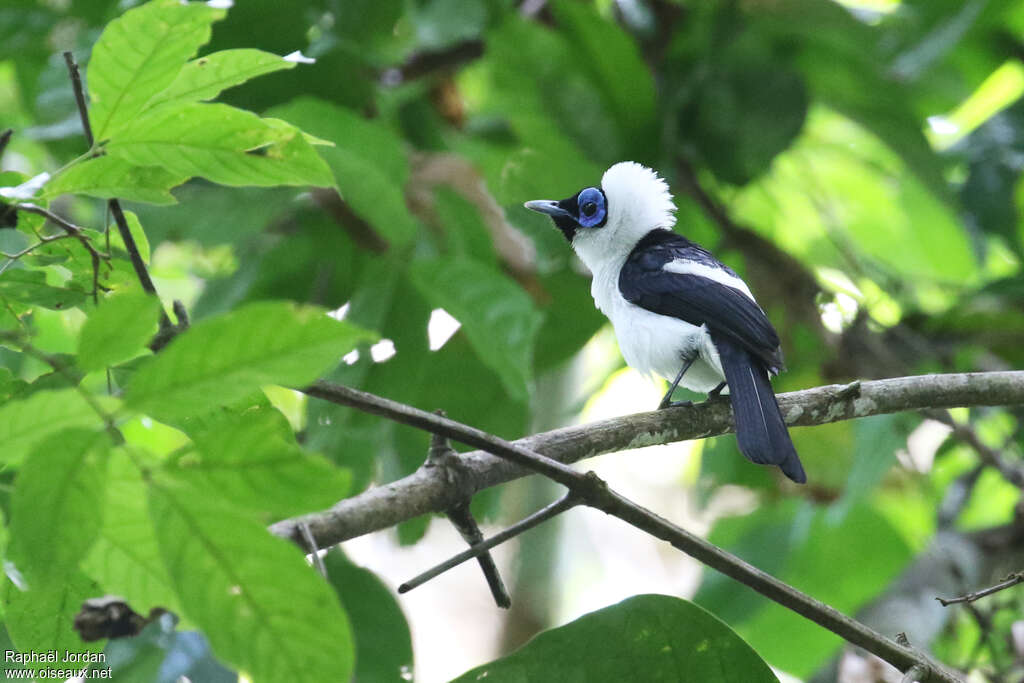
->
571, 161, 677, 271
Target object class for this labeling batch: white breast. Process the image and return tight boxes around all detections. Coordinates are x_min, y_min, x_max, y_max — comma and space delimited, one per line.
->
587, 260, 726, 394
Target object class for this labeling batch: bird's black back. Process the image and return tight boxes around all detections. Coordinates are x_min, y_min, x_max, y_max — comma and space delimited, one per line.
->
618, 229, 784, 372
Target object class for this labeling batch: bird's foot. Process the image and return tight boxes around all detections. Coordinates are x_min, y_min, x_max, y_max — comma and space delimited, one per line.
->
658, 399, 694, 410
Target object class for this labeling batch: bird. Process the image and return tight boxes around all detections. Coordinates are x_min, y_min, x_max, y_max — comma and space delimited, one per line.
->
524, 161, 806, 483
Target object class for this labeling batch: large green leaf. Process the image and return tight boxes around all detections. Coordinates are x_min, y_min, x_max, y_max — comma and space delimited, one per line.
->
173, 402, 351, 519
409, 258, 542, 400
88, 0, 225, 140
698, 501, 913, 677
0, 388, 114, 465
124, 301, 374, 420
454, 594, 777, 682
8, 429, 109, 583
324, 549, 412, 683
549, 0, 658, 160
81, 449, 182, 616
0, 269, 86, 310
5, 571, 104, 668
44, 156, 188, 205
105, 103, 333, 189
145, 48, 295, 111
77, 287, 161, 371
266, 98, 418, 246
149, 480, 354, 682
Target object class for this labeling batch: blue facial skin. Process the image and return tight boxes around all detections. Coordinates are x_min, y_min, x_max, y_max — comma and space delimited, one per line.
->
546, 186, 608, 241
576, 187, 606, 228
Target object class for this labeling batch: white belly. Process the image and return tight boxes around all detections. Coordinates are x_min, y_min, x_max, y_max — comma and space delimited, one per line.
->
589, 263, 725, 394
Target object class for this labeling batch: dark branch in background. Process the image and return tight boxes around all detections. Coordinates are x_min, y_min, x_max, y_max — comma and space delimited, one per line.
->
924, 409, 1024, 488
62, 51, 183, 338
937, 571, 1024, 607
0, 128, 12, 161
382, 40, 484, 85
279, 378, 976, 683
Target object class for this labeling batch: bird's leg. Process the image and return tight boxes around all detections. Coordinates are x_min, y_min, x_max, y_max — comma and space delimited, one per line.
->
658, 356, 697, 410
706, 381, 727, 400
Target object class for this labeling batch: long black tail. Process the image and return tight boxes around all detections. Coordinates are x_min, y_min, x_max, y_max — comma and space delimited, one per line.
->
714, 336, 806, 484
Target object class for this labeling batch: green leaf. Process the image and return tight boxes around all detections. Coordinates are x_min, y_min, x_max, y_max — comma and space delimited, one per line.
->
88, 0, 225, 140
145, 48, 296, 110
0, 389, 115, 466
702, 502, 912, 677
109, 209, 152, 264
9, 429, 109, 583
77, 288, 161, 371
454, 594, 777, 682
265, 98, 418, 246
409, 258, 542, 399
44, 156, 188, 205
149, 480, 354, 682
324, 549, 412, 683
549, 0, 658, 159
174, 403, 351, 519
0, 269, 86, 310
81, 449, 182, 616
124, 301, 375, 420
5, 571, 103, 668
689, 64, 808, 185
105, 103, 334, 189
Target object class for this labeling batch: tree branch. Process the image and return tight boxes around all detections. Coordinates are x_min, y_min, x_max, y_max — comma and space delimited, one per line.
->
62, 50, 173, 330
936, 571, 1024, 607
275, 373, 990, 683
274, 372, 1024, 549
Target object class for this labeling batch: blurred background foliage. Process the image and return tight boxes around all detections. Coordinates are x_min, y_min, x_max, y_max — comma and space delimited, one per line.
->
2, 0, 1024, 680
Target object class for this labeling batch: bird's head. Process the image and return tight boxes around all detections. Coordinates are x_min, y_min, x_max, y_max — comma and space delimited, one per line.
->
524, 161, 677, 269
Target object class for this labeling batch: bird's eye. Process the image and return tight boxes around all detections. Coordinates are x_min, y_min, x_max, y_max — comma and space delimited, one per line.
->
576, 187, 606, 228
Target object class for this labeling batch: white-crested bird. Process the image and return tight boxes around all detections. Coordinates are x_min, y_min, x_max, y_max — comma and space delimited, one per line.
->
525, 161, 805, 483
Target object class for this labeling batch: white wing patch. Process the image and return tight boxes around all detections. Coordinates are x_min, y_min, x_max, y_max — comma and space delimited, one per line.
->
662, 259, 755, 301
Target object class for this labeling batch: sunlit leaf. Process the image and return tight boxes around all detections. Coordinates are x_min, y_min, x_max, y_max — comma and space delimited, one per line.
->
9, 429, 109, 583
105, 103, 334, 189
77, 288, 161, 371
88, 0, 225, 139
0, 388, 115, 465
149, 480, 354, 682
124, 301, 375, 420
146, 48, 295, 111
44, 156, 188, 205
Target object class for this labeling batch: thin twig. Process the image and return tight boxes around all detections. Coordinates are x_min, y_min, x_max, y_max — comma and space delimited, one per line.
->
298, 522, 327, 579
63, 52, 94, 146
1, 332, 121, 443
288, 380, 962, 683
399, 493, 578, 594
936, 572, 1024, 607
0, 129, 12, 161
427, 422, 512, 608
12, 202, 106, 301
0, 233, 73, 273
61, 51, 172, 325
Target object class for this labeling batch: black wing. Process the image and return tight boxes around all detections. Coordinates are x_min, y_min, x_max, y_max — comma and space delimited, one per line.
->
619, 229, 783, 371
